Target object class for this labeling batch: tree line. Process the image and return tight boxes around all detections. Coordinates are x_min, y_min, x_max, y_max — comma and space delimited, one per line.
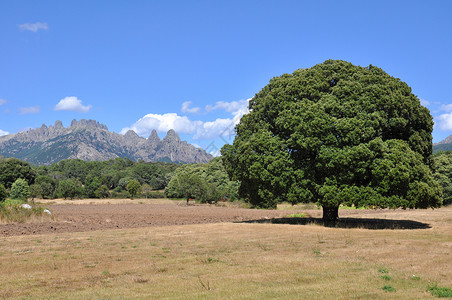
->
0, 156, 240, 203
0, 157, 177, 200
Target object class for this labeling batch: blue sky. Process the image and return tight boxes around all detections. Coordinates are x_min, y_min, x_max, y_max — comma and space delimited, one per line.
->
0, 0, 451, 155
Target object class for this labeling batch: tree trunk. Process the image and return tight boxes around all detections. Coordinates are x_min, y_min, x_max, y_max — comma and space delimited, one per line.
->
323, 206, 339, 226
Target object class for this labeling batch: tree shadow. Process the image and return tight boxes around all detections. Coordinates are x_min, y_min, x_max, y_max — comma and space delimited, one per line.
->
240, 217, 431, 230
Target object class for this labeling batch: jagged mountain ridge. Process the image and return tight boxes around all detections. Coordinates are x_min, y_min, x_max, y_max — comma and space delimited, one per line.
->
433, 134, 452, 153
0, 119, 212, 165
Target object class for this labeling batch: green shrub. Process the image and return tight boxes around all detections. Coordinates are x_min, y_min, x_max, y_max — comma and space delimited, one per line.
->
0, 184, 7, 202
285, 213, 307, 218
382, 285, 396, 292
429, 285, 452, 298
10, 178, 30, 200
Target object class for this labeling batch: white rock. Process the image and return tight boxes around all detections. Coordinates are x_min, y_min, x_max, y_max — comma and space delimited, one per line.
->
20, 204, 32, 209
43, 209, 52, 215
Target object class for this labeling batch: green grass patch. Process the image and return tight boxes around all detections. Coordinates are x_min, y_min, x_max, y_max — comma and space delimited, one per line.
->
3, 199, 25, 205
285, 213, 308, 218
378, 268, 389, 274
381, 275, 391, 281
429, 285, 452, 298
382, 285, 396, 292
203, 257, 220, 264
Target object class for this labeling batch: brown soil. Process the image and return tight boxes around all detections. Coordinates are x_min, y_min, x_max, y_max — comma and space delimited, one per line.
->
0, 201, 301, 236
2, 199, 442, 236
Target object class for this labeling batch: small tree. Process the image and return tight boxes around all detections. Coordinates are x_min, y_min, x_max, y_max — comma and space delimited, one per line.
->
35, 175, 56, 199
29, 184, 43, 201
0, 184, 7, 202
84, 177, 100, 198
0, 158, 36, 189
10, 178, 31, 200
167, 173, 207, 204
118, 177, 132, 191
141, 183, 152, 199
95, 185, 110, 199
127, 180, 141, 199
58, 179, 82, 200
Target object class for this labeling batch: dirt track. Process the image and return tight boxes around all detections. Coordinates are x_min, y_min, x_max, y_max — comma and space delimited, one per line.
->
0, 201, 306, 236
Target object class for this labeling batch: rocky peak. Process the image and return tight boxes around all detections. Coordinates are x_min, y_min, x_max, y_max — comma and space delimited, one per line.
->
124, 129, 140, 139
70, 119, 108, 131
54, 120, 63, 128
148, 129, 161, 144
435, 135, 452, 145
163, 129, 180, 143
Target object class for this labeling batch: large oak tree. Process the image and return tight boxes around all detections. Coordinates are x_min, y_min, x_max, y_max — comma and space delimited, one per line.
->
221, 60, 442, 223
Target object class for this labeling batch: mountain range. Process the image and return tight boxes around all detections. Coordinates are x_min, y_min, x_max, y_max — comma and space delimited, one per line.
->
0, 119, 213, 165
433, 135, 452, 153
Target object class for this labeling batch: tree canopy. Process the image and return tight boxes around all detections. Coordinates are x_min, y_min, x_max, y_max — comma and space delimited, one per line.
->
31, 157, 178, 199
165, 157, 240, 203
0, 184, 7, 202
126, 180, 141, 199
0, 158, 36, 189
433, 151, 452, 205
10, 178, 31, 200
221, 60, 442, 222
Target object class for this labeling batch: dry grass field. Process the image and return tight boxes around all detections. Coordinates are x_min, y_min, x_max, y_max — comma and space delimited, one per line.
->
0, 201, 450, 299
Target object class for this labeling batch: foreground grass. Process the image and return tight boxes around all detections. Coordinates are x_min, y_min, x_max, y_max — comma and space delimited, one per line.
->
0, 207, 451, 299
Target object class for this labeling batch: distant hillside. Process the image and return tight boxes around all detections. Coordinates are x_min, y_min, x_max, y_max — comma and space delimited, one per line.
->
433, 134, 452, 153
0, 119, 212, 165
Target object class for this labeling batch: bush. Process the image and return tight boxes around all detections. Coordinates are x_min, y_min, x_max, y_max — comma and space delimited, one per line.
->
0, 184, 7, 202
381, 285, 396, 292
10, 178, 30, 200
429, 285, 452, 298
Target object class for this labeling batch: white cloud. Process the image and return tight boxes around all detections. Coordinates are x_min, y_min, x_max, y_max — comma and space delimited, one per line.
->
440, 104, 452, 112
121, 113, 201, 136
19, 106, 41, 115
121, 113, 236, 140
0, 129, 9, 136
181, 101, 201, 114
18, 22, 48, 32
208, 148, 222, 157
206, 99, 250, 114
122, 98, 251, 142
0, 99, 6, 106
436, 113, 452, 131
54, 96, 92, 113
420, 98, 430, 107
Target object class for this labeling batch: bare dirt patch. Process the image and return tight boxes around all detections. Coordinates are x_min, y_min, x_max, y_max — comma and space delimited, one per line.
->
1, 199, 448, 236
0, 200, 300, 236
